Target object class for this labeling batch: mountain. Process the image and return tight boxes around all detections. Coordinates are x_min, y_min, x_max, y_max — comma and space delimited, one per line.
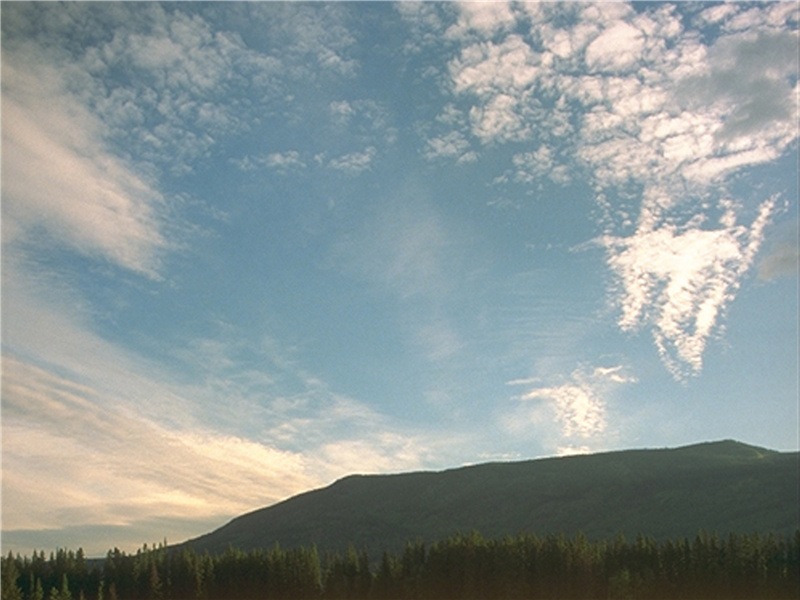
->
182, 440, 799, 557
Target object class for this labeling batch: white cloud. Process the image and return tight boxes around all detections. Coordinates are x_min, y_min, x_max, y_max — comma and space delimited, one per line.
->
434, 2, 798, 377
1, 55, 169, 277
0, 356, 318, 532
698, 4, 738, 26
509, 145, 570, 185
508, 364, 635, 447
330, 99, 355, 122
1, 349, 436, 554
425, 131, 477, 163
264, 150, 307, 171
585, 21, 644, 73
328, 146, 377, 174
0, 259, 432, 554
603, 196, 777, 379
557, 445, 591, 457
445, 1, 516, 41
521, 381, 607, 438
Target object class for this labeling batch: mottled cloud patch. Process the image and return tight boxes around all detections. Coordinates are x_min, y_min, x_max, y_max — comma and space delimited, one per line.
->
603, 198, 777, 379
328, 147, 377, 174
429, 1, 798, 378
507, 365, 636, 449
424, 131, 477, 163
234, 150, 307, 173
585, 21, 644, 73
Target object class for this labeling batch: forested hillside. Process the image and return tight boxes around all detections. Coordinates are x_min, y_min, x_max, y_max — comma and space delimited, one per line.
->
3, 530, 799, 600
3, 441, 797, 599
183, 441, 799, 557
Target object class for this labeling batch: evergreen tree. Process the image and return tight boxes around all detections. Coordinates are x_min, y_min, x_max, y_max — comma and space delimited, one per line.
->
1, 552, 24, 600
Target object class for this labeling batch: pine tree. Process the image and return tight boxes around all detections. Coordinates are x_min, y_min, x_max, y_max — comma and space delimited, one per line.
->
1, 552, 24, 600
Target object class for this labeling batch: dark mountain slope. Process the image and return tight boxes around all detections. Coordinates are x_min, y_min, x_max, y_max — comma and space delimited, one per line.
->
182, 440, 799, 557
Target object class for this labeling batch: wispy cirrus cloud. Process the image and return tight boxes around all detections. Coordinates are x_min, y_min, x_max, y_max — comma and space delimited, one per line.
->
0, 350, 439, 555
0, 245, 434, 555
1, 54, 169, 278
0, 293, 434, 556
0, 355, 318, 555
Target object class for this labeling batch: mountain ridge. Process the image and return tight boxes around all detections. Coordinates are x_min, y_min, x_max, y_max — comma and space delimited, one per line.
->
181, 440, 799, 558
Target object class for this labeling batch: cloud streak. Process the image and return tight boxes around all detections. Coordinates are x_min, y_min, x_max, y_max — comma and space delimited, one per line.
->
1, 54, 169, 277
0, 256, 433, 555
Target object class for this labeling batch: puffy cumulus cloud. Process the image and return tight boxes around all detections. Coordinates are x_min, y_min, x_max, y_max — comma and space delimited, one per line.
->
445, 1, 516, 41
585, 21, 644, 73
1, 54, 168, 278
431, 1, 798, 377
507, 365, 636, 448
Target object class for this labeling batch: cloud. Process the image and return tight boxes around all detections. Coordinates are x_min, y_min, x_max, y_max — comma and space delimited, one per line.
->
759, 242, 799, 281
1, 341, 433, 555
331, 195, 456, 301
235, 150, 307, 173
0, 258, 432, 555
445, 2, 516, 41
602, 197, 777, 379
429, 1, 798, 377
507, 364, 636, 448
449, 35, 542, 144
255, 3, 358, 77
327, 147, 377, 174
508, 145, 571, 186
424, 131, 477, 163
0, 357, 317, 532
557, 445, 591, 457
1, 54, 169, 277
585, 21, 644, 73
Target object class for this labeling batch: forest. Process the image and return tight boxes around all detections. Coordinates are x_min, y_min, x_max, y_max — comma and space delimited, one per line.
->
2, 530, 799, 600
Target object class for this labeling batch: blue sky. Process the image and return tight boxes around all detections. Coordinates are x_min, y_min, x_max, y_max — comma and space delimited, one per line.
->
1, 1, 798, 557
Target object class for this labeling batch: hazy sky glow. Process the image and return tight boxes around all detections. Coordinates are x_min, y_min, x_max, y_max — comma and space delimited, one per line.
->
2, 1, 798, 557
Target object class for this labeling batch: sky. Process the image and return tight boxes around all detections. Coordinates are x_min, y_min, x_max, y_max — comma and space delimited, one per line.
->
1, 1, 798, 557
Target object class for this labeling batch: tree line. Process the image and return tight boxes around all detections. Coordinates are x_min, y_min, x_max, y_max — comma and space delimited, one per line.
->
2, 530, 798, 600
